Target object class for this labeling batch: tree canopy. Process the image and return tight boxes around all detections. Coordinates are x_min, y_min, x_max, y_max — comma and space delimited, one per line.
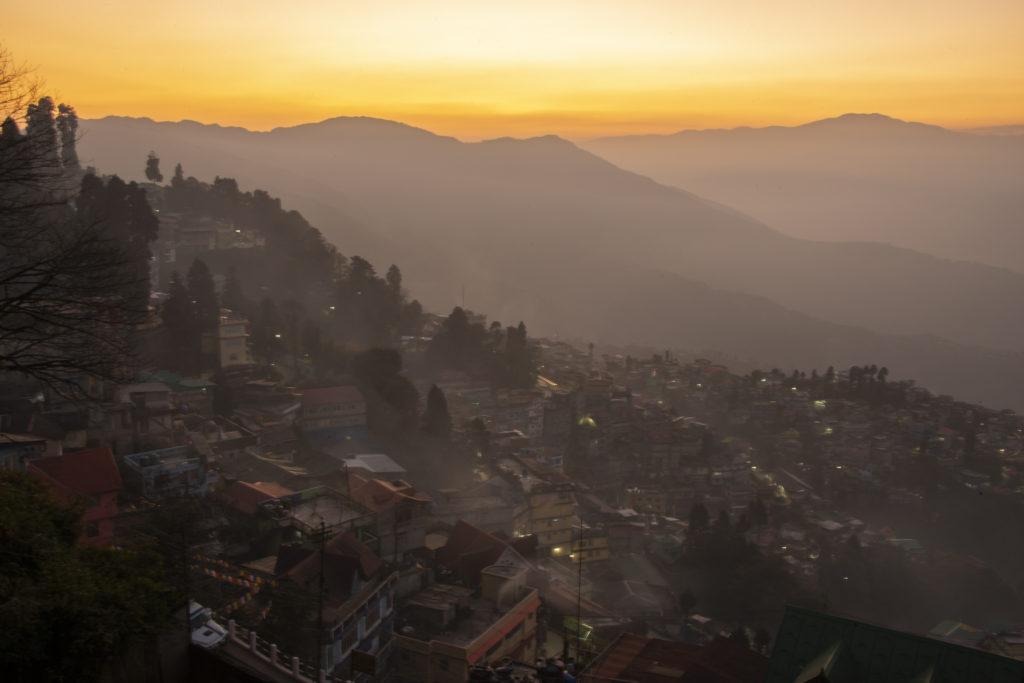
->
426, 307, 538, 388
0, 470, 170, 681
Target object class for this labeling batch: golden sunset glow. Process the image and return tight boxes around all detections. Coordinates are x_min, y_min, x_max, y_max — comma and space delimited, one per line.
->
7, 0, 1024, 139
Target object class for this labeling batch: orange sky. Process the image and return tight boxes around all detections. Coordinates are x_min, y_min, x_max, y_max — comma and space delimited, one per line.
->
6, 0, 1024, 140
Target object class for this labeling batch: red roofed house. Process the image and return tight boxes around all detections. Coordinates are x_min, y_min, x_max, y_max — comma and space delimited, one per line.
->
27, 447, 122, 545
348, 472, 432, 561
273, 532, 398, 676
219, 480, 295, 516
298, 385, 367, 448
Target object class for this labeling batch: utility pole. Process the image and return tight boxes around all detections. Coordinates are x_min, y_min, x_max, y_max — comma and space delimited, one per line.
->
181, 466, 194, 676
316, 519, 327, 671
575, 522, 583, 668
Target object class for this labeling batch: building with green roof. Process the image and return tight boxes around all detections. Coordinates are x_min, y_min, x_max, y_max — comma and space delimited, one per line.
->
765, 605, 1024, 683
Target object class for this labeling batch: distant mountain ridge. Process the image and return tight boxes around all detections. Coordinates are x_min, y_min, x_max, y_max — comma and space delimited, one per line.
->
957, 124, 1024, 136
581, 113, 1024, 272
78, 114, 1024, 409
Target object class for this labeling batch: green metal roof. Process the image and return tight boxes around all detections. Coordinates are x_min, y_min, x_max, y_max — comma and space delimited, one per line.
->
765, 606, 1024, 683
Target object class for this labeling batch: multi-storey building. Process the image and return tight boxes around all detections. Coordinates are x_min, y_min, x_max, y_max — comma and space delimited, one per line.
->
570, 525, 610, 565
347, 473, 433, 562
274, 532, 398, 679
218, 311, 252, 367
514, 481, 577, 558
393, 566, 540, 683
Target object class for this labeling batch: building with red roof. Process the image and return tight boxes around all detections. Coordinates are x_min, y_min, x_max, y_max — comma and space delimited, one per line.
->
27, 447, 122, 545
218, 480, 295, 516
272, 532, 398, 677
348, 472, 432, 561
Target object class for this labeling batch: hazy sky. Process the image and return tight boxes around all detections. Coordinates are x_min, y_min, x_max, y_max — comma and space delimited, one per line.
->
7, 0, 1024, 139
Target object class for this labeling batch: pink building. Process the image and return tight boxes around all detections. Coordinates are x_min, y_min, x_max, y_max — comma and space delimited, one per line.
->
28, 447, 122, 545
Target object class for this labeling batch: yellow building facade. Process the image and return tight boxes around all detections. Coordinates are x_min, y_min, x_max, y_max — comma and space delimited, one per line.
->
514, 482, 577, 558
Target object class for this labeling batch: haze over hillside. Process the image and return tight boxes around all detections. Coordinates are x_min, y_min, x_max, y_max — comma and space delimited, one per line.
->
78, 115, 1024, 409
582, 114, 1024, 272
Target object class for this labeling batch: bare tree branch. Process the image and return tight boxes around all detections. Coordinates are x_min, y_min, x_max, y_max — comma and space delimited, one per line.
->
0, 48, 150, 396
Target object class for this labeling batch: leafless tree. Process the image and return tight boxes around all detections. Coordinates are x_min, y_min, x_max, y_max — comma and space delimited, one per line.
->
0, 46, 40, 121
0, 47, 149, 396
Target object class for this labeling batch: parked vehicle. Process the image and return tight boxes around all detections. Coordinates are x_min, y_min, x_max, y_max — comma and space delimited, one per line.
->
189, 601, 229, 650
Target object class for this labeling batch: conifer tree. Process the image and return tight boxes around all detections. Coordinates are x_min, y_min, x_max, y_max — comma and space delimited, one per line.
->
25, 96, 58, 173
422, 384, 452, 439
144, 150, 162, 183
185, 258, 219, 371
187, 258, 219, 334
161, 272, 193, 372
55, 103, 78, 170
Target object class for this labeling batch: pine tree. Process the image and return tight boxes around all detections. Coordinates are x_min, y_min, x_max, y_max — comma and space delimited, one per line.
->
186, 258, 219, 371
161, 272, 194, 372
385, 264, 402, 298
422, 384, 452, 439
187, 258, 219, 334
25, 97, 59, 173
55, 103, 78, 170
144, 150, 163, 183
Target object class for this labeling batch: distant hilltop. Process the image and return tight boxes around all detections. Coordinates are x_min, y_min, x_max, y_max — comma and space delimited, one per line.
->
79, 113, 1024, 411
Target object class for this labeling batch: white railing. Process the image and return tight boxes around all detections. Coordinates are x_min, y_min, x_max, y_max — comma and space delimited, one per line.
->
227, 620, 354, 683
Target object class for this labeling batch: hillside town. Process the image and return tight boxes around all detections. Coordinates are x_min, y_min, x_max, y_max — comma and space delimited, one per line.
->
7, 300, 1024, 681
4, 104, 1024, 682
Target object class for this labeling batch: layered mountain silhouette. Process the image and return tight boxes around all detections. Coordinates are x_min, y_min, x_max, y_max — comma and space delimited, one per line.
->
79, 115, 1024, 409
582, 113, 1024, 272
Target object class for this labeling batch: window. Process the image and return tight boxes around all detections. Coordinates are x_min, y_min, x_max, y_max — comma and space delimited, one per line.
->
340, 626, 358, 654
86, 521, 99, 538
439, 658, 449, 672
365, 602, 380, 629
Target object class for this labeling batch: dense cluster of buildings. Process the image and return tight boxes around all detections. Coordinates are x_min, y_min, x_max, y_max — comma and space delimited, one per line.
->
7, 315, 1024, 682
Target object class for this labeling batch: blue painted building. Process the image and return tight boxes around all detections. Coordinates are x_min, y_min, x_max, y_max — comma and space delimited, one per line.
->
123, 444, 214, 499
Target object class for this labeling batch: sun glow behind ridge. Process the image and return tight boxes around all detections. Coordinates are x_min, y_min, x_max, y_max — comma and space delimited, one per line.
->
7, 0, 1024, 138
